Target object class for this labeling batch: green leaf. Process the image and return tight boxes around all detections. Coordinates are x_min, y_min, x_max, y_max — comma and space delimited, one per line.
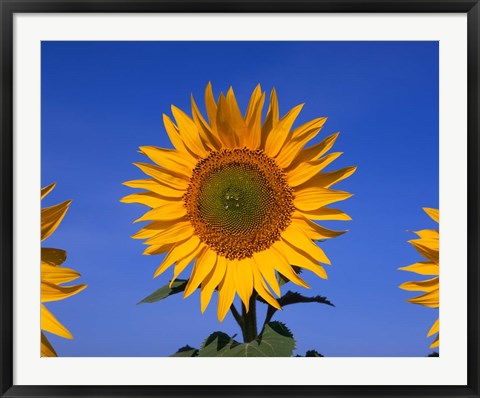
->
253, 321, 295, 357
258, 290, 334, 326
198, 322, 295, 357
277, 291, 334, 307
295, 349, 324, 357
170, 344, 198, 357
137, 279, 188, 304
198, 332, 236, 357
223, 341, 264, 357
305, 349, 324, 357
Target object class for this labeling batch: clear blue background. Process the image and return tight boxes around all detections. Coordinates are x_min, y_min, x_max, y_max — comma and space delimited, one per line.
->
41, 41, 439, 357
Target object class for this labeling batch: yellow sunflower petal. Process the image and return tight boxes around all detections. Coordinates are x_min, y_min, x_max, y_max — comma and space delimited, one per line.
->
291, 117, 327, 141
120, 192, 175, 208
294, 187, 352, 212
261, 88, 279, 147
252, 251, 281, 296
123, 179, 185, 198
407, 288, 439, 308
298, 206, 352, 221
281, 224, 331, 266
162, 114, 194, 159
251, 263, 281, 310
191, 94, 221, 150
41, 248, 67, 266
216, 90, 246, 148
200, 255, 227, 313
298, 166, 357, 191
398, 261, 439, 276
414, 229, 439, 240
287, 152, 343, 187
143, 243, 175, 255
153, 235, 200, 278
144, 222, 194, 246
134, 203, 187, 223
399, 277, 439, 293
275, 117, 327, 168
41, 183, 56, 199
139, 146, 195, 176
244, 85, 265, 149
184, 247, 217, 298
171, 105, 208, 157
233, 258, 254, 311
270, 246, 310, 289
170, 244, 205, 287
41, 332, 57, 357
41, 281, 87, 303
430, 334, 439, 349
217, 265, 236, 322
131, 220, 180, 239
273, 239, 328, 279
409, 239, 439, 264
244, 84, 262, 124
133, 163, 189, 190
215, 93, 236, 148
424, 208, 439, 223
427, 318, 439, 337
289, 132, 340, 169
264, 104, 303, 158
227, 87, 248, 146
204, 82, 218, 132
292, 214, 346, 242
41, 304, 72, 339
41, 263, 81, 284
41, 200, 71, 241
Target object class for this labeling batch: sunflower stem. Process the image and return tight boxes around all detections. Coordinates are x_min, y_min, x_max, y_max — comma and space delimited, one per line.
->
242, 293, 258, 343
230, 304, 243, 330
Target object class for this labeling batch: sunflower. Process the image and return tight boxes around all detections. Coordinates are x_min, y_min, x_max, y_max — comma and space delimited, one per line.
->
399, 208, 439, 349
122, 83, 355, 322
41, 183, 87, 356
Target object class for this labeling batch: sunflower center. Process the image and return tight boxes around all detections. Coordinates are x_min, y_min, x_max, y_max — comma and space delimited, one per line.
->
184, 148, 295, 260
198, 164, 274, 235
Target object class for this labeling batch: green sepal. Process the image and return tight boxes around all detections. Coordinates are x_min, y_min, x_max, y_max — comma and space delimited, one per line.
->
277, 266, 302, 286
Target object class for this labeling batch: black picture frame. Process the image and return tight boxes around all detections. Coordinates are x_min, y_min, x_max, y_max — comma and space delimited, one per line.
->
1, 1, 479, 397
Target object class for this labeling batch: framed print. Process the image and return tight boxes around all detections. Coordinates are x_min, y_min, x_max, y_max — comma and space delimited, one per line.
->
1, 1, 479, 397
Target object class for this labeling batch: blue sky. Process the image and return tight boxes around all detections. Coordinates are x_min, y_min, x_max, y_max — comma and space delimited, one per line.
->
41, 41, 439, 357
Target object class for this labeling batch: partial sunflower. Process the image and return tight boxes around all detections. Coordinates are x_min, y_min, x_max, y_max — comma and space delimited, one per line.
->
399, 208, 439, 349
122, 83, 356, 321
41, 183, 87, 357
